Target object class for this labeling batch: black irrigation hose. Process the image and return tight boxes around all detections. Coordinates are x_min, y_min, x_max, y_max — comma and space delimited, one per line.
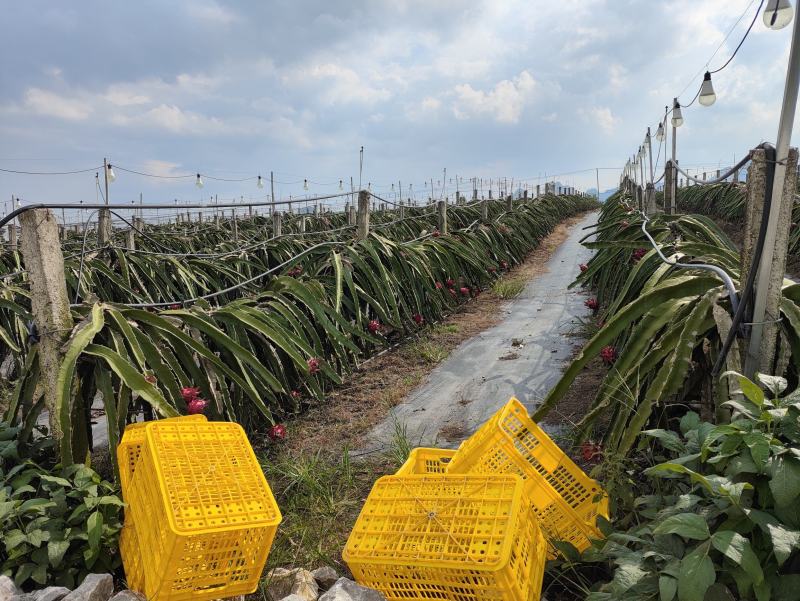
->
712, 143, 776, 377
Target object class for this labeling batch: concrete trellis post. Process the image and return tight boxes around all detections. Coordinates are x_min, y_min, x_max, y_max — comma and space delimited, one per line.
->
232, 210, 239, 242
299, 217, 306, 233
8, 225, 17, 249
272, 211, 282, 238
741, 148, 768, 286
664, 160, 675, 214
481, 197, 489, 222
399, 201, 405, 219
357, 190, 370, 240
348, 204, 356, 226
437, 200, 448, 235
505, 195, 513, 212
18, 209, 74, 445
536, 184, 540, 198
125, 228, 136, 250
197, 211, 203, 223
98, 209, 111, 245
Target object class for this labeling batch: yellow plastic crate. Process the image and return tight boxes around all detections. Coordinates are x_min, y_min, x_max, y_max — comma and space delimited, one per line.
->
396, 447, 456, 475
118, 414, 207, 498
119, 521, 144, 592
344, 474, 547, 601
123, 420, 282, 601
447, 397, 607, 554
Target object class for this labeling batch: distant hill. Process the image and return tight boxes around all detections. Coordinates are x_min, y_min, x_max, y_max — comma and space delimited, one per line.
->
585, 187, 618, 202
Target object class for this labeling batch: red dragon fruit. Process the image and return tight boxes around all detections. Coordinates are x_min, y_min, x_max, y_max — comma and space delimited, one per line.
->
187, 398, 208, 415
368, 319, 381, 334
180, 386, 201, 403
412, 314, 424, 325
600, 345, 617, 365
631, 248, 647, 263
585, 298, 599, 311
268, 424, 287, 441
579, 264, 588, 273
307, 357, 321, 374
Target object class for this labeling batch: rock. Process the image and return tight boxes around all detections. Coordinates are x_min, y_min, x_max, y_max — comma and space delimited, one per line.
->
32, 588, 71, 601
319, 579, 385, 601
279, 596, 309, 601
108, 593, 146, 601
62, 574, 113, 601
0, 577, 20, 601
311, 567, 339, 591
265, 569, 318, 601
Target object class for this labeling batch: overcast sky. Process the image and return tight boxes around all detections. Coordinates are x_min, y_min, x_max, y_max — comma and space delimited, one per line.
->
0, 0, 796, 214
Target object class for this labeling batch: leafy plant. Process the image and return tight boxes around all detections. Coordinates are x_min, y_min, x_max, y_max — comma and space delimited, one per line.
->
0, 422, 123, 589
577, 372, 800, 601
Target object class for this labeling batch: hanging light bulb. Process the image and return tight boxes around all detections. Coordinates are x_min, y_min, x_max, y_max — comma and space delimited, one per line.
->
195, 173, 204, 188
391, 183, 395, 191
303, 178, 309, 191
656, 122, 665, 142
106, 163, 116, 183
699, 72, 716, 107
764, 0, 793, 29
257, 175, 264, 189
368, 182, 372, 191
671, 100, 684, 127
339, 179, 343, 191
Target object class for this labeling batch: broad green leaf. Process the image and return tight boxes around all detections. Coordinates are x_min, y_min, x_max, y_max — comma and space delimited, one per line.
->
769, 456, 800, 507
678, 543, 715, 601
653, 513, 710, 540
87, 510, 103, 551
710, 530, 763, 584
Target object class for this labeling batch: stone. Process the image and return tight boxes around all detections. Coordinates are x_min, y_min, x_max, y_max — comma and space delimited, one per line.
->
279, 596, 309, 601
32, 587, 70, 601
108, 593, 146, 601
265, 569, 318, 601
319, 579, 385, 601
0, 577, 20, 601
62, 574, 113, 601
311, 567, 338, 591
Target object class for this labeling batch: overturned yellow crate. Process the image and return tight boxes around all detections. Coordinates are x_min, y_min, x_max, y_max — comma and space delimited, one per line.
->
396, 447, 456, 475
122, 420, 282, 601
117, 414, 207, 499
344, 474, 547, 601
447, 397, 607, 553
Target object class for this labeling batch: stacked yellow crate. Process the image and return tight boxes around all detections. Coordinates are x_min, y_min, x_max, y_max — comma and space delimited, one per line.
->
117, 417, 282, 601
344, 397, 607, 600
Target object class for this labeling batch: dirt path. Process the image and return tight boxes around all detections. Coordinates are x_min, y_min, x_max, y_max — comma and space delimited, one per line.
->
364, 211, 598, 451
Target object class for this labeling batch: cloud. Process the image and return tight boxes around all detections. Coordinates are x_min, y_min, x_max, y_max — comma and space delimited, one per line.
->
136, 104, 226, 134
284, 63, 390, 105
452, 70, 537, 124
24, 88, 91, 120
579, 106, 619, 133
104, 87, 150, 106
139, 160, 185, 178
188, 2, 239, 25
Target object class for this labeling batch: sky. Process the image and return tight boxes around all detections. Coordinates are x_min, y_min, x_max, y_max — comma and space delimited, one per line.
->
0, 0, 796, 217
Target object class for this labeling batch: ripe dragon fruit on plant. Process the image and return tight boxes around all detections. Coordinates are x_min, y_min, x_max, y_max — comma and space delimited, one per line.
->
187, 398, 208, 415
368, 319, 381, 334
579, 264, 588, 273
307, 357, 321, 374
412, 314, 424, 325
600, 345, 617, 365
585, 298, 599, 311
180, 386, 201, 403
631, 248, 647, 263
268, 423, 287, 441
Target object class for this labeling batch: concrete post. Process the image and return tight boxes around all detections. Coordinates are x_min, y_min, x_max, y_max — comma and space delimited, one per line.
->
8, 225, 17, 249
741, 148, 767, 285
98, 209, 111, 246
437, 200, 448, 235
523, 190, 528, 202
348, 204, 356, 225
399, 201, 405, 219
232, 210, 238, 242
505, 195, 513, 212
481, 197, 489, 222
272, 211, 282, 238
733, 169, 740, 184
664, 160, 675, 214
197, 211, 203, 223
357, 190, 370, 240
299, 217, 306, 233
536, 184, 540, 198
18, 209, 74, 446
125, 228, 135, 250
314, 204, 320, 217
757, 147, 799, 372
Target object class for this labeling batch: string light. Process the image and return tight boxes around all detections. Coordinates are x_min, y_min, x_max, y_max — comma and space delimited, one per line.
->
339, 179, 343, 191
656, 122, 665, 142
303, 179, 309, 191
195, 173, 204, 189
106, 163, 116, 183
671, 100, 684, 127
764, 0, 793, 29
699, 72, 717, 106
257, 175, 264, 189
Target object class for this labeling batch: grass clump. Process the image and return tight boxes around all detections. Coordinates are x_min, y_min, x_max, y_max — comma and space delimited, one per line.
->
492, 278, 526, 299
